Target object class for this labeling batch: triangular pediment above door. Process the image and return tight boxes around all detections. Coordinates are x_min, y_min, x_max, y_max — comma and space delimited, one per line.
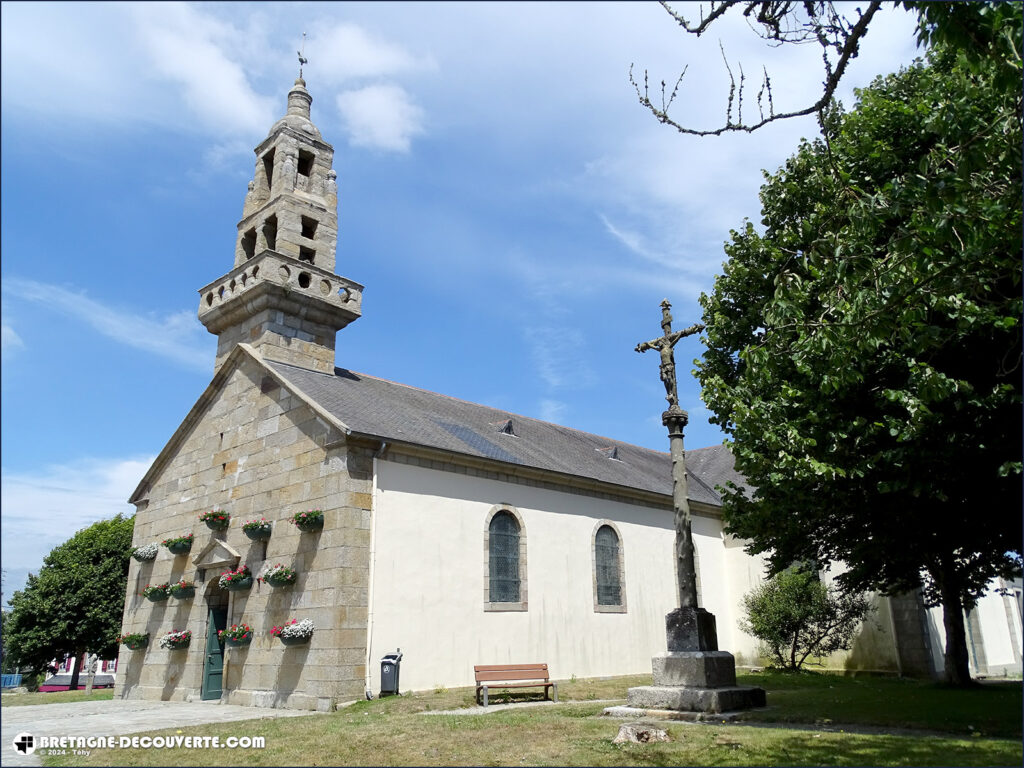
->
192, 539, 241, 570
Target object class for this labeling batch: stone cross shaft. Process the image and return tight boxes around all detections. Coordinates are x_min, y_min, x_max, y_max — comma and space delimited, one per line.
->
635, 299, 705, 611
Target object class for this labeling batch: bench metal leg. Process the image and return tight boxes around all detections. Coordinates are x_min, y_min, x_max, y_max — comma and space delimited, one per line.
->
482, 686, 488, 707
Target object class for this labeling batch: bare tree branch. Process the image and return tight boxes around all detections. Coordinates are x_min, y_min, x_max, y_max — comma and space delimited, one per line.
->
631, 0, 884, 136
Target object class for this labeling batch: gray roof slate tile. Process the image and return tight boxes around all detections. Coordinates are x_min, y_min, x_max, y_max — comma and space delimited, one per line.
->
270, 361, 741, 508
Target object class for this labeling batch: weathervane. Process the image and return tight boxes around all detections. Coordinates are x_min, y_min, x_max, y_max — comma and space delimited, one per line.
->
298, 32, 308, 78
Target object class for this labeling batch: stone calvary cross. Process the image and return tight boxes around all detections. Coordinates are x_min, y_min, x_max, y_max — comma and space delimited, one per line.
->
619, 299, 765, 715
634, 300, 709, 627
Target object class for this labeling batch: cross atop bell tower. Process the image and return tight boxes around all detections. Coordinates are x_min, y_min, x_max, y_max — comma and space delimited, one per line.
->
198, 76, 363, 374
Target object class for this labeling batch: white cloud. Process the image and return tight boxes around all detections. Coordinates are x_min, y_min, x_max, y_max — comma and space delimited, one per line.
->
0, 2, 275, 139
310, 23, 435, 82
0, 456, 152, 578
1, 322, 23, 352
524, 327, 587, 389
130, 3, 274, 137
600, 214, 682, 271
2, 278, 212, 372
337, 84, 425, 152
539, 399, 568, 425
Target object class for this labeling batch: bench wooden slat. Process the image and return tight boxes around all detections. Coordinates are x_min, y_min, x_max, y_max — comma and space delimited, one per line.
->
475, 664, 548, 672
475, 670, 549, 682
474, 662, 557, 706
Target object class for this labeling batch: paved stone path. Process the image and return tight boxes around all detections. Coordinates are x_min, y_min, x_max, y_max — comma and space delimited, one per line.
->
1, 700, 316, 767
423, 698, 618, 715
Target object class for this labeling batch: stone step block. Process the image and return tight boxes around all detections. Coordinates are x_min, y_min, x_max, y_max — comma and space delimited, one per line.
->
652, 651, 737, 688
626, 684, 766, 714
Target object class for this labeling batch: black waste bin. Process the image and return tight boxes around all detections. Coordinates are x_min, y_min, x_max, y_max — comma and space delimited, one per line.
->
380, 649, 403, 696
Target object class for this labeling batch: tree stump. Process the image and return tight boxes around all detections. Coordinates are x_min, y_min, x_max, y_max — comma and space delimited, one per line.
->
612, 723, 671, 744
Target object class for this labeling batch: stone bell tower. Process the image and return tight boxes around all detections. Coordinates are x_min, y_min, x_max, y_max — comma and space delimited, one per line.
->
198, 77, 363, 373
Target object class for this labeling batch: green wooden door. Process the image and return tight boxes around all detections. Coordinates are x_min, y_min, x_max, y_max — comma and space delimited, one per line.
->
202, 607, 227, 700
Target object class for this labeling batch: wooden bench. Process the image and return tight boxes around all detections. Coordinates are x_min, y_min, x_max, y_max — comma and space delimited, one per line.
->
474, 663, 557, 706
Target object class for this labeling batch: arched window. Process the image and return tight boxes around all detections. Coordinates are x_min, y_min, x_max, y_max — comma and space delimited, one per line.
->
489, 512, 520, 602
595, 525, 621, 605
484, 505, 527, 611
593, 521, 627, 612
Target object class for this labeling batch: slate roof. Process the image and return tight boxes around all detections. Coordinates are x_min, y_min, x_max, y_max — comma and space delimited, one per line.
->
270, 361, 740, 508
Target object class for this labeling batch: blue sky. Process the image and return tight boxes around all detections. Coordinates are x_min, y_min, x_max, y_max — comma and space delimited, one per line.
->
0, 1, 920, 602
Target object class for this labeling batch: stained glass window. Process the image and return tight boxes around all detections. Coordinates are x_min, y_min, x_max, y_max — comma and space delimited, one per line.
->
489, 511, 520, 603
595, 525, 622, 606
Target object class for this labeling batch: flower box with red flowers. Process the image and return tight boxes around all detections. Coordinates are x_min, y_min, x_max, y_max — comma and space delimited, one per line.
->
117, 632, 149, 650
199, 509, 230, 531
290, 509, 324, 532
218, 565, 253, 591
162, 534, 194, 555
142, 583, 170, 602
242, 518, 273, 540
218, 624, 254, 647
169, 579, 195, 599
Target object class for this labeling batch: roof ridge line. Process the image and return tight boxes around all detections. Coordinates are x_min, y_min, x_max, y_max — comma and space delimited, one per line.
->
268, 361, 725, 459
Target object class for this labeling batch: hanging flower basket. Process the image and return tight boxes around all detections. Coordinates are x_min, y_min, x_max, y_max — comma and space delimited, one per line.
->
168, 580, 195, 599
131, 543, 159, 562
290, 509, 324, 532
199, 509, 230, 531
242, 518, 273, 540
271, 618, 314, 646
219, 564, 253, 591
218, 624, 254, 647
162, 534, 194, 555
159, 630, 192, 651
260, 563, 297, 588
142, 583, 170, 602
117, 632, 149, 650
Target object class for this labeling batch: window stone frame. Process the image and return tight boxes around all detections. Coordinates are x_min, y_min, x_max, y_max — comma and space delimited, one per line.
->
483, 504, 528, 612
591, 520, 627, 613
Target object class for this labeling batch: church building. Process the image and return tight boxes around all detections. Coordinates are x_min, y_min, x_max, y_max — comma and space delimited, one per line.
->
114, 78, 1022, 711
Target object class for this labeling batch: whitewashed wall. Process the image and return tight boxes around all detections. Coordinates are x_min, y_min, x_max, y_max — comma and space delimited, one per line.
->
366, 459, 764, 693
920, 579, 1022, 678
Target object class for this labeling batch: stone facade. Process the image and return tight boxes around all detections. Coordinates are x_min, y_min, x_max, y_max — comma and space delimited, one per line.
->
115, 350, 373, 710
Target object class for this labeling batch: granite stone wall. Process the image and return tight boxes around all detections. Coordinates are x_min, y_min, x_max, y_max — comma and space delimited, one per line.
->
114, 355, 372, 710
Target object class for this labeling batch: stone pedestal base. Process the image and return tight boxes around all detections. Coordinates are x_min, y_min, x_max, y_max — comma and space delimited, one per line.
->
617, 649, 765, 715
624, 683, 766, 714
652, 651, 738, 687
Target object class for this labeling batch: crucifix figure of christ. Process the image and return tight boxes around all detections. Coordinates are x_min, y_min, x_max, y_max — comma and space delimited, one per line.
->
634, 299, 705, 412
636, 299, 714, 649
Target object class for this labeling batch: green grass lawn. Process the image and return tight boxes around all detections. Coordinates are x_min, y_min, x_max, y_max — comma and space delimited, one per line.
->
736, 670, 1022, 738
40, 672, 1022, 767
1, 690, 115, 707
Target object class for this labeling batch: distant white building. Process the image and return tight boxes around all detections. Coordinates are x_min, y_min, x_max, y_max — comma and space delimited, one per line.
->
41, 653, 117, 692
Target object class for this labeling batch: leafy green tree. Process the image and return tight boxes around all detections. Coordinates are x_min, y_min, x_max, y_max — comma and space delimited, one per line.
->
696, 12, 1022, 686
4, 515, 134, 689
740, 566, 873, 671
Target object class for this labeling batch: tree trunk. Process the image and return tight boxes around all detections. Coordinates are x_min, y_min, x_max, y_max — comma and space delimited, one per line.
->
85, 653, 96, 695
938, 562, 973, 687
67, 652, 83, 692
